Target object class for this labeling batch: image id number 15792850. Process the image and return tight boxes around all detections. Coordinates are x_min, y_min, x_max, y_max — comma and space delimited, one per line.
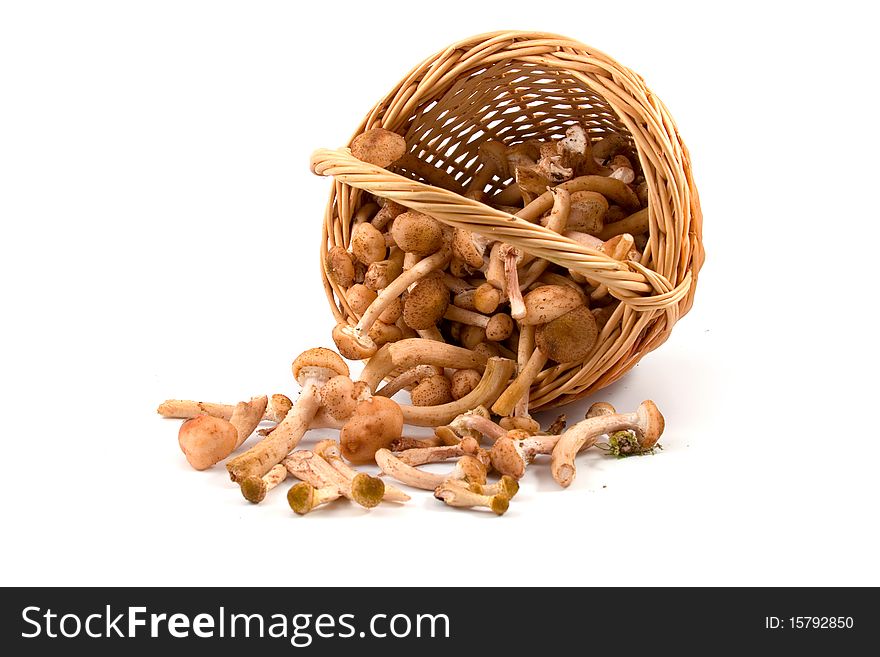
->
765, 617, 854, 630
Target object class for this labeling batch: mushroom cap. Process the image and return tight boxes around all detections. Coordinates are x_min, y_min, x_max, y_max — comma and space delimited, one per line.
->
268, 394, 293, 422
390, 211, 444, 256
376, 296, 403, 324
350, 221, 387, 265
325, 245, 355, 288
635, 400, 665, 448
291, 347, 349, 384
340, 396, 404, 464
499, 415, 541, 434
410, 374, 453, 406
567, 191, 609, 233
473, 283, 502, 314
332, 323, 378, 360
521, 285, 583, 326
450, 368, 481, 400
320, 375, 357, 420
489, 435, 527, 479
478, 140, 510, 177
350, 128, 407, 168
367, 320, 403, 347
587, 401, 616, 418
485, 313, 514, 342
403, 276, 449, 330
452, 228, 486, 268
365, 260, 402, 292
457, 454, 488, 484
345, 284, 377, 316
178, 415, 238, 470
535, 305, 598, 363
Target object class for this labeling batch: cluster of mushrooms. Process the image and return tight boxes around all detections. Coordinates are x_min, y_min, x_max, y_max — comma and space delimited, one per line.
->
157, 124, 665, 515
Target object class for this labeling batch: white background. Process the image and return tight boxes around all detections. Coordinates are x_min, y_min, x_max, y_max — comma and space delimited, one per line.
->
2, 0, 878, 587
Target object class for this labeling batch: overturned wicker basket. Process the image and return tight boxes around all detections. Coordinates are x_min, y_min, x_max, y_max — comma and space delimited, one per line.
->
311, 31, 704, 411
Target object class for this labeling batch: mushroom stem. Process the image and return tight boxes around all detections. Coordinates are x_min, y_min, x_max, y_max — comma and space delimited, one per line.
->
489, 430, 559, 479
314, 440, 410, 503
519, 188, 571, 287
491, 348, 547, 417
359, 339, 487, 391
287, 484, 342, 515
391, 438, 478, 466
449, 412, 506, 442
375, 450, 486, 491
374, 364, 442, 398
400, 357, 516, 427
239, 464, 288, 504
283, 450, 385, 509
228, 396, 269, 449
550, 401, 665, 488
502, 246, 526, 320
597, 208, 649, 240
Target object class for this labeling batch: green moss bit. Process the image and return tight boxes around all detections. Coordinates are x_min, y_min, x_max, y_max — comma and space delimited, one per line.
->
607, 430, 658, 457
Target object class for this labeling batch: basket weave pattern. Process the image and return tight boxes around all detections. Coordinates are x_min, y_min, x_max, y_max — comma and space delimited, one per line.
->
311, 31, 704, 410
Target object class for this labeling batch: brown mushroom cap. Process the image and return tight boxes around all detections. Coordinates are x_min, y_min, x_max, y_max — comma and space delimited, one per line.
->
485, 313, 514, 342
350, 128, 407, 168
268, 394, 293, 422
350, 222, 387, 265
340, 396, 404, 464
473, 283, 502, 314
452, 228, 486, 268
291, 347, 349, 384
521, 285, 584, 326
457, 454, 488, 484
567, 191, 608, 234
332, 323, 378, 360
320, 375, 357, 420
377, 296, 403, 324
367, 320, 403, 347
410, 374, 453, 406
345, 284, 377, 316
365, 259, 402, 291
325, 246, 355, 288
499, 416, 541, 434
403, 276, 449, 330
535, 305, 598, 363
488, 434, 527, 479
390, 211, 444, 256
178, 415, 238, 471
635, 400, 665, 448
450, 368, 481, 400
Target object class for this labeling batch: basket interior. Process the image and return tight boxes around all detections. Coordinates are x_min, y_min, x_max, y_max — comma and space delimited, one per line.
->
395, 59, 634, 196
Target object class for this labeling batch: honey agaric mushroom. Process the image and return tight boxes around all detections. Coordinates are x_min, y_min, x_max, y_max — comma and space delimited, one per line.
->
469, 476, 520, 499
390, 211, 445, 257
589, 233, 637, 302
434, 480, 510, 515
332, 247, 450, 359
550, 400, 665, 488
452, 228, 491, 269
443, 305, 513, 342
177, 395, 268, 470
500, 244, 527, 320
374, 450, 487, 491
518, 285, 584, 326
325, 246, 355, 288
372, 199, 405, 231
375, 364, 442, 398
391, 437, 480, 466
492, 296, 598, 417
447, 409, 506, 442
450, 368, 481, 400
314, 440, 410, 503
597, 208, 649, 240
157, 393, 289, 422
489, 429, 565, 479
286, 483, 343, 515
473, 282, 502, 314
410, 374, 453, 407
226, 349, 348, 484
350, 128, 406, 168
283, 450, 387, 510
239, 464, 288, 504
563, 191, 608, 235
320, 375, 370, 421
403, 275, 449, 330
339, 396, 404, 464
350, 222, 387, 265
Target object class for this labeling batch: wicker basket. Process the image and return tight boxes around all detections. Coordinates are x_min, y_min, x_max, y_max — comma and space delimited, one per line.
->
311, 31, 704, 410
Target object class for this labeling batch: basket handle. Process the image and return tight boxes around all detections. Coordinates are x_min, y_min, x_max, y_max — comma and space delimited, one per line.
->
310, 148, 691, 311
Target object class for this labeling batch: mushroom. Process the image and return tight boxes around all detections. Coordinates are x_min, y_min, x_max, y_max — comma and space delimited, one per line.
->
374, 450, 487, 491
239, 464, 288, 504
468, 476, 520, 499
609, 154, 635, 184
157, 394, 289, 422
550, 400, 665, 488
447, 409, 506, 442
410, 374, 454, 406
597, 208, 649, 240
372, 199, 405, 231
390, 211, 445, 256
350, 221, 387, 265
332, 247, 450, 359
561, 191, 608, 235
473, 283, 502, 314
283, 450, 387, 510
588, 233, 637, 302
339, 395, 404, 464
450, 368, 481, 400
434, 480, 510, 515
391, 437, 480, 466
286, 483, 343, 515
492, 293, 598, 417
177, 395, 268, 470
489, 429, 562, 479
452, 228, 491, 269
358, 338, 486, 391
314, 440, 410, 503
226, 349, 348, 484
320, 375, 371, 421
350, 128, 407, 168
557, 123, 603, 176
402, 275, 449, 330
501, 244, 526, 320
592, 133, 630, 164
325, 246, 355, 288
443, 306, 513, 342
365, 256, 404, 292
